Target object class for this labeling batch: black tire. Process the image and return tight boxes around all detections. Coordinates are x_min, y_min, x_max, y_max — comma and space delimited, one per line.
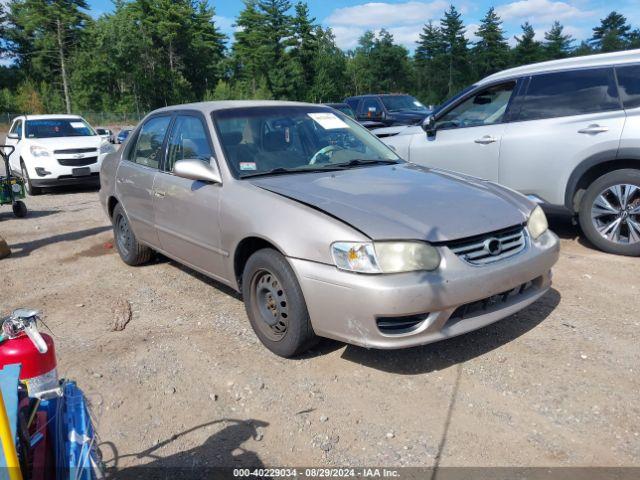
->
579, 169, 640, 256
12, 201, 27, 218
112, 203, 153, 266
21, 161, 42, 196
242, 248, 318, 357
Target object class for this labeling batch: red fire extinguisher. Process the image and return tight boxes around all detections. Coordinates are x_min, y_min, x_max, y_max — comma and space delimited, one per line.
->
0, 309, 59, 398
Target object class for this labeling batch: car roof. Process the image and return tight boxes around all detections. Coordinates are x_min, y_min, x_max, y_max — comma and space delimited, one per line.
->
150, 100, 317, 116
480, 48, 640, 85
17, 114, 84, 121
345, 94, 411, 99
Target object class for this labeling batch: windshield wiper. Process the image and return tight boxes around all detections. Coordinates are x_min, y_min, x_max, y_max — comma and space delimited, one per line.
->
241, 166, 341, 179
331, 159, 400, 169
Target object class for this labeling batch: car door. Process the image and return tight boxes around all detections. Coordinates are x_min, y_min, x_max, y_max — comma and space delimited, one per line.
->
5, 119, 23, 173
152, 113, 225, 280
115, 115, 172, 248
499, 67, 625, 206
407, 81, 518, 181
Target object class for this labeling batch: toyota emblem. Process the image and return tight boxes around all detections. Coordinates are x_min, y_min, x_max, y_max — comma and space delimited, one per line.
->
483, 238, 502, 256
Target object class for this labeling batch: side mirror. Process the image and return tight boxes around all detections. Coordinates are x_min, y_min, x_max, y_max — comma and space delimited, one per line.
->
7, 132, 19, 140
174, 158, 222, 184
421, 115, 436, 136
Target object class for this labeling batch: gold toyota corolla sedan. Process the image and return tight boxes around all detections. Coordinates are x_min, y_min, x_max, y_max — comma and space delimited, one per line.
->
100, 101, 559, 357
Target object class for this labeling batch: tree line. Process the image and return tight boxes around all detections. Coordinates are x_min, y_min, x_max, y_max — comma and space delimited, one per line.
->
0, 0, 638, 117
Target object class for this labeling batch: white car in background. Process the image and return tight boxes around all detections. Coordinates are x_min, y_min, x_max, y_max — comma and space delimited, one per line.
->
4, 114, 115, 195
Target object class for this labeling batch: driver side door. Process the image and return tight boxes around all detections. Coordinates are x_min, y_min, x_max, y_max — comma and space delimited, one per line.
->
407, 81, 518, 181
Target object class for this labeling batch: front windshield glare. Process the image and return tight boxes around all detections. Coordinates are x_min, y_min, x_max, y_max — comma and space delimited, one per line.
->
213, 107, 401, 178
381, 95, 427, 112
25, 119, 96, 138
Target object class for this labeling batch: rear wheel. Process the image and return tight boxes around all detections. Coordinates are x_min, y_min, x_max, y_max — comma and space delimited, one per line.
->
112, 203, 153, 265
242, 248, 318, 357
21, 161, 42, 196
579, 169, 640, 256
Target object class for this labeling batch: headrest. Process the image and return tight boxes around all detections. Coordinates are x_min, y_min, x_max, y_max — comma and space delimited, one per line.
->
263, 130, 288, 152
222, 131, 243, 146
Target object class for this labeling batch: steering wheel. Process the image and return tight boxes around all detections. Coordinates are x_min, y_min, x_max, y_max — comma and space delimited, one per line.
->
309, 144, 346, 165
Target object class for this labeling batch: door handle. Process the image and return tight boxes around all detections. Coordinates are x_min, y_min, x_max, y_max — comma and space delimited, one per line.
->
578, 124, 609, 134
474, 135, 498, 145
153, 191, 166, 198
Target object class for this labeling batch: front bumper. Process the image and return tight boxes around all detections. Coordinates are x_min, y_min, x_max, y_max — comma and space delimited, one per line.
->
289, 230, 560, 349
25, 152, 105, 188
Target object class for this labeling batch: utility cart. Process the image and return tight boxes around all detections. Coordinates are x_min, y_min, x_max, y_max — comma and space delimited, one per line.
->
0, 145, 27, 218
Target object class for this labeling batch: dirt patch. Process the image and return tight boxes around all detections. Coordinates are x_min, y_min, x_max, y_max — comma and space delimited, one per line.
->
0, 189, 638, 469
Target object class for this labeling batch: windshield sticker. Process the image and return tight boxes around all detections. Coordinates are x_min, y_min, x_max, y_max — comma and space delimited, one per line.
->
308, 112, 349, 130
240, 162, 257, 171
70, 122, 86, 129
413, 101, 424, 107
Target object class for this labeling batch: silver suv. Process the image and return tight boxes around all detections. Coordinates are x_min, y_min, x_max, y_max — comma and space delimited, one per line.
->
380, 50, 640, 256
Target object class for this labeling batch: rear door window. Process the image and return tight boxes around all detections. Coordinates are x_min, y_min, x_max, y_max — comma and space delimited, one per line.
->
359, 97, 383, 119
616, 64, 640, 110
517, 67, 620, 121
130, 116, 172, 169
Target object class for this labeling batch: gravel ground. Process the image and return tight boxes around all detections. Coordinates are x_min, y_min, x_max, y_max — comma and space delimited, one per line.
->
0, 180, 638, 470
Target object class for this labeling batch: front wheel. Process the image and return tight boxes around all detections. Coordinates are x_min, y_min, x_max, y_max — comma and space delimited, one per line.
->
242, 248, 318, 357
21, 162, 41, 196
112, 203, 153, 265
579, 169, 640, 256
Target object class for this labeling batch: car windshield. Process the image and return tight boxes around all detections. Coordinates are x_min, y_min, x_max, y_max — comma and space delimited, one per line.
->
25, 118, 96, 138
380, 95, 428, 112
213, 106, 401, 178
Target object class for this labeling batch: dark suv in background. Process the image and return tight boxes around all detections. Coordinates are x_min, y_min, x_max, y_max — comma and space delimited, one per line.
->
345, 94, 433, 127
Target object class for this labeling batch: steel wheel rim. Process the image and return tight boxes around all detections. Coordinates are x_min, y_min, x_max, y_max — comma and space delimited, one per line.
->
591, 183, 640, 245
115, 214, 132, 256
251, 269, 289, 342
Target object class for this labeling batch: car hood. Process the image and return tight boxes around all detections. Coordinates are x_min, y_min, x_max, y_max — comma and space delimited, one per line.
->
250, 164, 534, 243
27, 136, 103, 149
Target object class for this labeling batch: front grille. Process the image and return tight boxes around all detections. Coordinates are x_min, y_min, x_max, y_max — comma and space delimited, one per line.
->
376, 313, 429, 334
448, 225, 527, 265
58, 157, 97, 167
449, 280, 536, 322
53, 148, 97, 154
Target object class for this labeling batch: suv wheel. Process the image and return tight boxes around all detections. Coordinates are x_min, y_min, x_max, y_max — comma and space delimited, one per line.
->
242, 248, 318, 357
579, 169, 640, 256
112, 203, 153, 265
21, 161, 42, 196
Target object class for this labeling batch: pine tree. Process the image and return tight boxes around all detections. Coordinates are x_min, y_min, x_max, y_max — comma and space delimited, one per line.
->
591, 11, 631, 52
415, 21, 445, 103
440, 5, 469, 96
544, 21, 574, 59
513, 22, 542, 65
473, 7, 509, 78
368, 29, 412, 93
258, 0, 294, 99
291, 2, 318, 101
6, 0, 92, 113
310, 27, 348, 102
233, 1, 269, 95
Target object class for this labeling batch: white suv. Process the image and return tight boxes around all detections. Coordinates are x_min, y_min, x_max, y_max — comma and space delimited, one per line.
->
380, 50, 640, 256
4, 115, 115, 195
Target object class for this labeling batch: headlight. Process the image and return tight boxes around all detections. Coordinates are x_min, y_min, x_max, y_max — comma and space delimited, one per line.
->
331, 241, 440, 273
527, 205, 548, 240
100, 142, 115, 155
30, 145, 50, 157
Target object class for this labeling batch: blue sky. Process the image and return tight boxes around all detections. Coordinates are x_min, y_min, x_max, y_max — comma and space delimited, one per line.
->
85, 0, 640, 50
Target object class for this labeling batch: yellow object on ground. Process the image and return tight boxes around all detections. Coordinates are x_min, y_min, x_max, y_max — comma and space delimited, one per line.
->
0, 236, 10, 259
0, 388, 22, 480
